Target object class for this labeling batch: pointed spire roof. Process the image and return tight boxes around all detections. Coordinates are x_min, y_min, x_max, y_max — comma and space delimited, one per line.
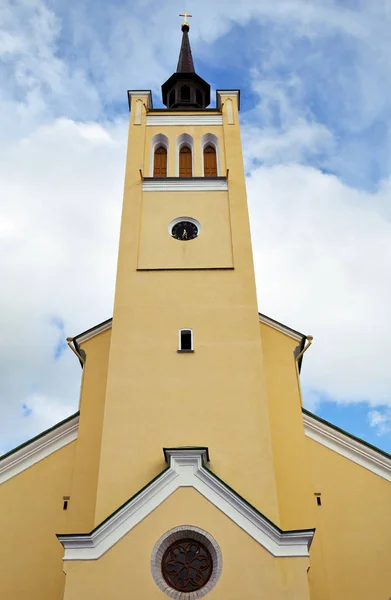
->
161, 18, 210, 109
176, 24, 195, 74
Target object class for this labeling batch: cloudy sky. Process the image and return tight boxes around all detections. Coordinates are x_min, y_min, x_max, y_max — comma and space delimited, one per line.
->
1, 0, 391, 454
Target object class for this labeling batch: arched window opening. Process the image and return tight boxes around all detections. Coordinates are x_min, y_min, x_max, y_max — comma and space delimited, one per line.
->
153, 146, 167, 177
203, 145, 217, 177
178, 329, 193, 352
179, 146, 192, 177
196, 90, 203, 106
181, 85, 190, 101
169, 89, 176, 107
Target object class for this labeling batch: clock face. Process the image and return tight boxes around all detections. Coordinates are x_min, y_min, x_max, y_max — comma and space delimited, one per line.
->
171, 220, 199, 241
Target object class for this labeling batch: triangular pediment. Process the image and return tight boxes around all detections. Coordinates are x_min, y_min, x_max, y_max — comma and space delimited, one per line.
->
58, 448, 314, 561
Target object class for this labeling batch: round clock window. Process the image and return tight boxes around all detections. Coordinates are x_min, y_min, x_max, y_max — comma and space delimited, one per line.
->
169, 217, 201, 241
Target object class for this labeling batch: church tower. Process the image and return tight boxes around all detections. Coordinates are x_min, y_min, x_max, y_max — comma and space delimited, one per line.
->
93, 19, 281, 524
2, 15, 390, 600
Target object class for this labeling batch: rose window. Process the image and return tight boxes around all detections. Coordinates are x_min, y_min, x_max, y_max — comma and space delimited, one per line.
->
161, 539, 212, 592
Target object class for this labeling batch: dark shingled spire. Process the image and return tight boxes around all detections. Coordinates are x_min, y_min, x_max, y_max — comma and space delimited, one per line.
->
176, 24, 195, 73
161, 21, 210, 109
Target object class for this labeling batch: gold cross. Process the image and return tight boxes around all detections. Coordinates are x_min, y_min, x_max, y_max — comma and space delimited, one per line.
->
179, 11, 192, 26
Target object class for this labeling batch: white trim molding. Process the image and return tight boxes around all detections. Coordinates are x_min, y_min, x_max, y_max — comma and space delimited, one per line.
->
258, 313, 304, 343
58, 448, 314, 561
216, 90, 240, 111
0, 414, 79, 484
142, 178, 228, 192
303, 411, 391, 482
128, 90, 153, 110
147, 114, 223, 126
75, 320, 112, 345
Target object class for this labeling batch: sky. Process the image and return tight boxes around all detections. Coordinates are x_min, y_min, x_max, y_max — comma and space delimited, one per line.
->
1, 0, 391, 455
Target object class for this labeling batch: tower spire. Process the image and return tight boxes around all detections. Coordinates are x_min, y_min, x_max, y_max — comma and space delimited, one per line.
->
161, 14, 211, 109
176, 17, 195, 74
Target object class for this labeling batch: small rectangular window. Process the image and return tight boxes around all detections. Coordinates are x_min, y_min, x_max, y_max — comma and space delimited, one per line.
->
63, 495, 70, 510
178, 329, 193, 352
315, 493, 322, 506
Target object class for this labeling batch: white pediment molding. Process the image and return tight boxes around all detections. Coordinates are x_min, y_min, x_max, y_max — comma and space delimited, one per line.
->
258, 313, 304, 342
146, 114, 223, 126
142, 178, 228, 192
58, 448, 314, 561
0, 414, 79, 484
303, 411, 391, 482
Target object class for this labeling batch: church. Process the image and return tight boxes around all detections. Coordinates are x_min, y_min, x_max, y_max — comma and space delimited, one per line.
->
1, 16, 390, 600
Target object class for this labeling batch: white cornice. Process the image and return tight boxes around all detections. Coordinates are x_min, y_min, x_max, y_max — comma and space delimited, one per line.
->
58, 448, 314, 561
146, 114, 223, 126
128, 90, 152, 109
75, 320, 112, 345
303, 412, 391, 482
142, 178, 228, 192
258, 313, 303, 342
216, 90, 240, 110
0, 414, 79, 484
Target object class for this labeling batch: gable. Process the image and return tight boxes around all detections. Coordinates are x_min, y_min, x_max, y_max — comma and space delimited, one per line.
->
58, 448, 314, 561
60, 486, 312, 600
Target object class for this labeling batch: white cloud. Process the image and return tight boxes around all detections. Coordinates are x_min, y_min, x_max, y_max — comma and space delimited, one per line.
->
368, 408, 391, 437
0, 117, 126, 451
2, 0, 391, 451
247, 163, 391, 406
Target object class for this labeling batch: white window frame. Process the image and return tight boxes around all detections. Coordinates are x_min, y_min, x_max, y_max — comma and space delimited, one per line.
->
178, 328, 194, 352
201, 133, 220, 176
150, 133, 169, 177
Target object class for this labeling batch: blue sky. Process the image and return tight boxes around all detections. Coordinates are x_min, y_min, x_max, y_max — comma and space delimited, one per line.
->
1, 0, 391, 454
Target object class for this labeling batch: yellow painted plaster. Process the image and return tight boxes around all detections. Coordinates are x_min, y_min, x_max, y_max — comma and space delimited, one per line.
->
66, 328, 111, 532
0, 442, 75, 600
260, 322, 314, 530
94, 94, 280, 526
63, 487, 310, 600
306, 436, 391, 600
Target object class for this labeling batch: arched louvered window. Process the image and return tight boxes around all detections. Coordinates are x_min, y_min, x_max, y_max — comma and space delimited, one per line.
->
179, 146, 192, 177
153, 146, 167, 177
203, 145, 217, 177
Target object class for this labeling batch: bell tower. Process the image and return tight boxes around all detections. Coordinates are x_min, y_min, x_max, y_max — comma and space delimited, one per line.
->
93, 17, 280, 527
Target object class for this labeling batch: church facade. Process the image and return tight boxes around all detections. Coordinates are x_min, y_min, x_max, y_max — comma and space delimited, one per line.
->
1, 19, 390, 600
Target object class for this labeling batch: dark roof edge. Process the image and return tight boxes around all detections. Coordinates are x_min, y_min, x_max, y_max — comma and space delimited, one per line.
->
73, 317, 113, 343
258, 312, 305, 340
0, 411, 79, 462
302, 408, 391, 461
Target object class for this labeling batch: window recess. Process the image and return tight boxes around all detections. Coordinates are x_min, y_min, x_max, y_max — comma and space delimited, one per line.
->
178, 329, 194, 352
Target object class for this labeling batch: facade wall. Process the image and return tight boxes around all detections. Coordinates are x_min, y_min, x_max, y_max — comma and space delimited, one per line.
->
306, 436, 391, 600
66, 328, 111, 532
0, 442, 75, 600
93, 95, 281, 527
63, 487, 311, 600
260, 322, 315, 530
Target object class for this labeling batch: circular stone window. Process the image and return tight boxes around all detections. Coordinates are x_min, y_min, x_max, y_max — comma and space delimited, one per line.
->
151, 526, 222, 599
169, 217, 201, 241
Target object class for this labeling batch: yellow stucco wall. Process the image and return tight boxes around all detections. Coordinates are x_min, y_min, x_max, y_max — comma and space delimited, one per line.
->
138, 190, 233, 269
63, 487, 310, 600
306, 436, 391, 600
260, 322, 315, 530
66, 328, 111, 532
0, 442, 75, 600
94, 94, 281, 527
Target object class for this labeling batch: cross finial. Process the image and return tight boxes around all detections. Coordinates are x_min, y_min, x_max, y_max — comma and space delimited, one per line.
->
179, 11, 192, 27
